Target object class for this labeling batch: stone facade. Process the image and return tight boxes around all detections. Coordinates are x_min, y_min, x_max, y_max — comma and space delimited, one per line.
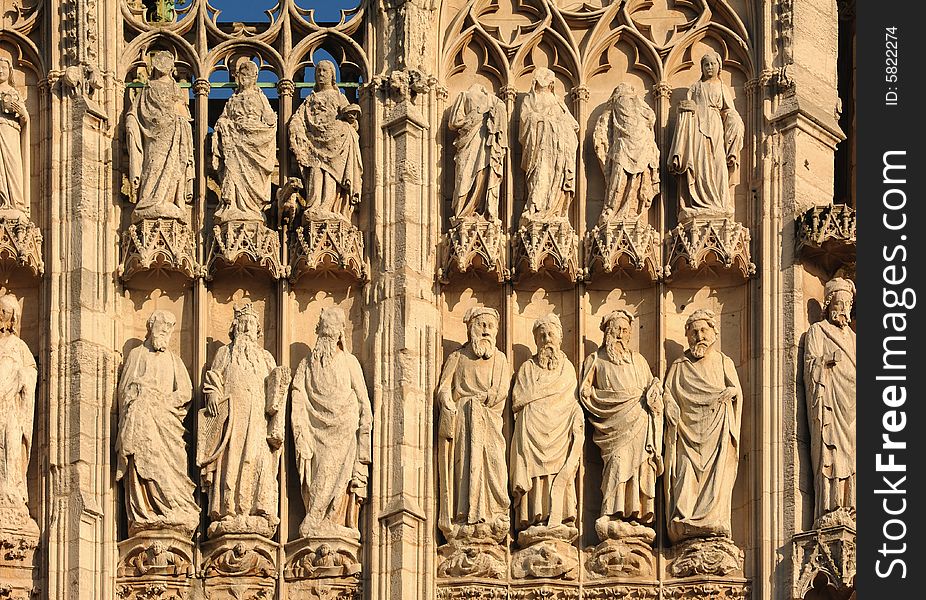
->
1, 0, 855, 598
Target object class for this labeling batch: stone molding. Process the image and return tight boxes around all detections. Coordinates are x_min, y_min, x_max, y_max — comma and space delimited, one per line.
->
119, 217, 198, 282
664, 219, 755, 280
289, 219, 368, 283
206, 221, 284, 280
793, 525, 856, 600
796, 203, 856, 275
584, 220, 662, 281
438, 218, 508, 283
513, 219, 580, 282
0, 218, 43, 277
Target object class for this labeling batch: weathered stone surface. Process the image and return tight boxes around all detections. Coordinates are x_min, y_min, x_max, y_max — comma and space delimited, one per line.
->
291, 308, 372, 544
212, 60, 277, 225
436, 307, 510, 578
116, 310, 199, 537
0, 295, 37, 539
198, 303, 289, 539
125, 51, 193, 223
449, 84, 508, 224
668, 52, 744, 222
0, 57, 30, 222
593, 84, 660, 224
664, 310, 742, 559
519, 67, 579, 225
804, 278, 856, 528
290, 60, 363, 223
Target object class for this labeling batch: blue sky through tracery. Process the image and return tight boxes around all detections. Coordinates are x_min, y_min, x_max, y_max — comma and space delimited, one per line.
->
212, 0, 358, 24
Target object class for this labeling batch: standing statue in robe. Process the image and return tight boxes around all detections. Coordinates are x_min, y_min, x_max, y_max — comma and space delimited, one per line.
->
448, 84, 508, 224
592, 84, 660, 223
198, 303, 290, 538
668, 52, 744, 222
291, 307, 372, 539
0, 57, 30, 221
580, 309, 662, 538
289, 60, 363, 222
804, 278, 856, 528
663, 309, 742, 544
0, 295, 37, 534
518, 67, 579, 224
436, 307, 511, 542
116, 310, 199, 536
125, 51, 194, 223
510, 314, 583, 535
212, 59, 277, 224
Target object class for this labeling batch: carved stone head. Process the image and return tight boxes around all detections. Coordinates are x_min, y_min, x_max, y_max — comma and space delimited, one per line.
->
146, 309, 177, 352
315, 60, 337, 90
0, 57, 12, 85
601, 309, 634, 362
699, 51, 722, 81
230, 302, 261, 341
150, 51, 175, 79
533, 313, 563, 370
823, 277, 855, 328
234, 59, 259, 90
0, 294, 19, 335
685, 308, 718, 359
464, 306, 499, 359
531, 67, 556, 94
316, 307, 346, 345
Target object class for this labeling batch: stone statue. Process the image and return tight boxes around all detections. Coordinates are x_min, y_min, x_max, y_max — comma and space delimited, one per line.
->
580, 309, 662, 536
291, 307, 373, 539
0, 294, 36, 533
804, 277, 856, 528
289, 60, 363, 221
668, 51, 744, 222
510, 313, 582, 535
125, 51, 194, 223
436, 306, 511, 542
518, 67, 579, 224
663, 308, 743, 573
509, 313, 583, 580
0, 57, 30, 220
592, 84, 660, 223
448, 84, 508, 224
116, 310, 199, 536
212, 59, 277, 224
198, 303, 290, 538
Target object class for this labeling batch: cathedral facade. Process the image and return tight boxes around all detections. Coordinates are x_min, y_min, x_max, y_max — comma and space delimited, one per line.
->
0, 1, 855, 598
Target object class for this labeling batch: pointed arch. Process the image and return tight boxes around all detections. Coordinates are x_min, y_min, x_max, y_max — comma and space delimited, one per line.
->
119, 31, 201, 81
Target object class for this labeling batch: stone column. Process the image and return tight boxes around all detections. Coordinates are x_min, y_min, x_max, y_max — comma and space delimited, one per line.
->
368, 3, 442, 600
46, 0, 120, 598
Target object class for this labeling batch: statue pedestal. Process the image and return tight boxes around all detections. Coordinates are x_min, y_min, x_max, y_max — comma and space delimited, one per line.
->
438, 217, 508, 283
585, 220, 662, 281
119, 217, 198, 282
438, 523, 508, 580
115, 530, 194, 600
793, 524, 855, 600
664, 218, 754, 280
585, 520, 656, 579
667, 536, 744, 578
284, 536, 362, 599
511, 524, 578, 580
201, 533, 278, 600
0, 524, 38, 600
513, 218, 579, 281
206, 220, 284, 280
0, 216, 43, 277
289, 218, 367, 283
